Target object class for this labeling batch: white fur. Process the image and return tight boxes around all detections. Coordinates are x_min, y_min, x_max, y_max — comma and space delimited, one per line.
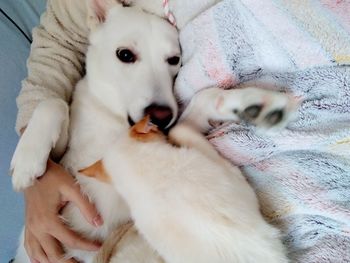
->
12, 1, 296, 262
180, 86, 299, 133
101, 122, 288, 263
13, 2, 180, 262
11, 98, 69, 191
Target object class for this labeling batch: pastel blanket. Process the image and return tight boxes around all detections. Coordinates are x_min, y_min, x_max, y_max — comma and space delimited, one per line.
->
174, 0, 350, 262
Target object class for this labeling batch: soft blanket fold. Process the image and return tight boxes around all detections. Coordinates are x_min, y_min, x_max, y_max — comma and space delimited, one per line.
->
174, 0, 350, 262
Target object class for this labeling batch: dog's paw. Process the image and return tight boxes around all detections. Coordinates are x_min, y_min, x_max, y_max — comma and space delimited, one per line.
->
215, 87, 300, 129
11, 140, 48, 191
239, 90, 300, 128
10, 99, 69, 191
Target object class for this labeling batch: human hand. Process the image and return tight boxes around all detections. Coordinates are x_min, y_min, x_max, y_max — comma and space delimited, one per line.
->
23, 160, 103, 263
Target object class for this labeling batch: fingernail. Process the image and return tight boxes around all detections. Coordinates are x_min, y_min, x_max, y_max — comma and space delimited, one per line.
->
89, 241, 102, 251
30, 259, 39, 263
93, 214, 103, 227
94, 241, 103, 248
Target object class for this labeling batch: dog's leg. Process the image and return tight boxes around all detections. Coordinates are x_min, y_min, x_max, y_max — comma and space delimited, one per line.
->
11, 99, 69, 191
93, 221, 164, 263
172, 85, 299, 169
180, 86, 299, 133
169, 124, 244, 179
169, 124, 227, 164
93, 222, 134, 263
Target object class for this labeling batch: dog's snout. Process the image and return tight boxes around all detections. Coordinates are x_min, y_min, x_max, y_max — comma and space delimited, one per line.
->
144, 104, 173, 130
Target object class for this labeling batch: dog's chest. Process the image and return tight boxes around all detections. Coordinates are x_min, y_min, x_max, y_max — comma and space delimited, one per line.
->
62, 88, 128, 171
59, 82, 132, 249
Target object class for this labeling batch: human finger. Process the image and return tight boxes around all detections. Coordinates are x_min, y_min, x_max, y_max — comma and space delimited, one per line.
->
61, 182, 103, 227
50, 217, 101, 251
24, 228, 50, 263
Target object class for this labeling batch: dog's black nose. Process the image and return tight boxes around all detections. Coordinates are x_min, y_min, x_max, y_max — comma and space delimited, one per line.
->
144, 104, 173, 130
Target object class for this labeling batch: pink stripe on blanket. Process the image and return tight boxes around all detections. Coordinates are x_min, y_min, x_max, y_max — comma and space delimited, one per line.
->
249, 160, 350, 223
241, 0, 330, 68
319, 0, 350, 33
176, 11, 237, 101
209, 134, 272, 166
280, 171, 350, 223
201, 13, 237, 88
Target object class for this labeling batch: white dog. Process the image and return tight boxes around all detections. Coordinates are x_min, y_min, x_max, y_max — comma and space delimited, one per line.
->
11, 1, 296, 262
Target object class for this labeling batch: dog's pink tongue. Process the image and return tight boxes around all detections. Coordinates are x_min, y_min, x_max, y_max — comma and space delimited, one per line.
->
152, 109, 171, 119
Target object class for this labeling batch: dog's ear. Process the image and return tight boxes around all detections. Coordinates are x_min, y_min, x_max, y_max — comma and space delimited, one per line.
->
78, 160, 111, 183
87, 0, 120, 29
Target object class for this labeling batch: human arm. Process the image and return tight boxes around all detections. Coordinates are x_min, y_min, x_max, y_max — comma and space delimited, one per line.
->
13, 1, 102, 262
15, 0, 89, 134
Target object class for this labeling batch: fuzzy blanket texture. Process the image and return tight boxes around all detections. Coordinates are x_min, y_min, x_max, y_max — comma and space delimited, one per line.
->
174, 0, 350, 262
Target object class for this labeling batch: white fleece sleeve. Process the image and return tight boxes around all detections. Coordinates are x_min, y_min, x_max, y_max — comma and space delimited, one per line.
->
15, 0, 90, 134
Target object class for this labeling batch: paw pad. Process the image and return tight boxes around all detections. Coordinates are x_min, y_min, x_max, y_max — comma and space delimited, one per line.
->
242, 105, 263, 120
264, 109, 284, 125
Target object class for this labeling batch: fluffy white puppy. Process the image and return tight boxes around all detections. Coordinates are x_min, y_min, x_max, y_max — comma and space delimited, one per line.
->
12, 1, 180, 262
11, 0, 297, 262
85, 112, 289, 263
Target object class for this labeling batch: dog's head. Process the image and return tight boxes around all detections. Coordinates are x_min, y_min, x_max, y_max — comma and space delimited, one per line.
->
85, 0, 181, 130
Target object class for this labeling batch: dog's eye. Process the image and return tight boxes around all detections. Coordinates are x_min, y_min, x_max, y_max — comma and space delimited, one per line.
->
167, 56, 180, 66
116, 48, 137, 63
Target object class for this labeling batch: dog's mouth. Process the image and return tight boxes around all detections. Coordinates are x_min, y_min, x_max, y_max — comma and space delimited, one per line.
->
127, 114, 174, 135
128, 115, 136, 127
128, 113, 175, 130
